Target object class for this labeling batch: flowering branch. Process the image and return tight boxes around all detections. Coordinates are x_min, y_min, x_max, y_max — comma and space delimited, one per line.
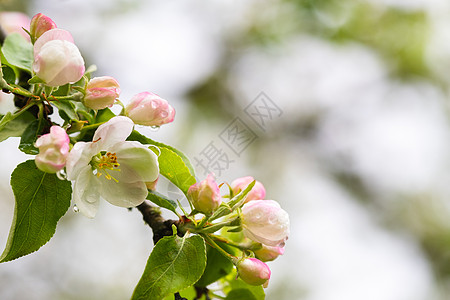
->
0, 12, 290, 300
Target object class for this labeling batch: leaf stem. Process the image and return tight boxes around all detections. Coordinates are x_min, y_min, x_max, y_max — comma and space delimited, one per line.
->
210, 234, 261, 251
201, 233, 236, 262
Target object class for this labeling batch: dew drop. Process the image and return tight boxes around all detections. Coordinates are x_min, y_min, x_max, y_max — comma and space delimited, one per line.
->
150, 125, 160, 131
73, 205, 79, 213
150, 100, 158, 109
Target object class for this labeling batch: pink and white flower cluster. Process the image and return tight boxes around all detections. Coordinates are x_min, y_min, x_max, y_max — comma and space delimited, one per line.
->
232, 176, 289, 286
66, 116, 159, 218
186, 174, 289, 287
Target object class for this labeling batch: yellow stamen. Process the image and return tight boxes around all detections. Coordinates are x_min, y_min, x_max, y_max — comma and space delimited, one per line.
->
92, 152, 121, 182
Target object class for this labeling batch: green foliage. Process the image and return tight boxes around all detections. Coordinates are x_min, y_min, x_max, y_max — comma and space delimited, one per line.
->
128, 131, 196, 194
0, 33, 33, 74
0, 110, 35, 142
95, 107, 115, 123
195, 243, 235, 288
19, 118, 51, 154
225, 289, 258, 300
158, 146, 197, 195
132, 234, 207, 300
146, 190, 178, 216
52, 100, 79, 123
0, 160, 72, 262
228, 180, 255, 209
286, 0, 429, 77
128, 130, 196, 176
1, 65, 16, 84
162, 286, 197, 300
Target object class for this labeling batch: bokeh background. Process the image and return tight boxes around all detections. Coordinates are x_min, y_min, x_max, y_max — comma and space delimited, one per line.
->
1, 0, 450, 299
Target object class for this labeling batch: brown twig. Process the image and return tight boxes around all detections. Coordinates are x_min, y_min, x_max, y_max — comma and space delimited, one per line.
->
135, 200, 179, 244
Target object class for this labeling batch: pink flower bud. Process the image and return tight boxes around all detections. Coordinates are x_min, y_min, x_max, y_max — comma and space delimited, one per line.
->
30, 13, 57, 43
237, 258, 271, 286
241, 200, 289, 247
0, 12, 30, 40
125, 92, 175, 127
35, 126, 70, 173
231, 176, 266, 202
83, 76, 120, 110
187, 174, 221, 214
33, 29, 85, 87
254, 245, 285, 262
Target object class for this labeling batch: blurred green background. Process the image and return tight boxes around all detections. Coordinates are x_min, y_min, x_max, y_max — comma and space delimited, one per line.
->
1, 0, 450, 299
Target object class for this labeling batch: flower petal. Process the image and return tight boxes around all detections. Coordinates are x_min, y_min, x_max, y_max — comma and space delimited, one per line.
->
66, 141, 99, 180
93, 116, 134, 150
34, 28, 74, 54
99, 178, 148, 208
73, 165, 101, 218
111, 141, 159, 183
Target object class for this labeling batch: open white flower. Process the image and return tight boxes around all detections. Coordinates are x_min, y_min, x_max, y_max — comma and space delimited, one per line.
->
66, 116, 159, 218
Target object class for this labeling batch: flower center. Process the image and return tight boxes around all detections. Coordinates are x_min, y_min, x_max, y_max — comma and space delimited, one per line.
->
90, 152, 121, 182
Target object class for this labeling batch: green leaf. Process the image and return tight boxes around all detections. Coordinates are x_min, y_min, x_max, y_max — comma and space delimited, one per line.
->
0, 160, 72, 262
19, 118, 51, 154
1, 65, 16, 84
52, 100, 78, 122
0, 110, 35, 142
128, 130, 196, 177
228, 180, 256, 209
1, 33, 33, 73
146, 190, 178, 215
95, 107, 115, 123
225, 289, 258, 300
52, 83, 70, 96
195, 243, 235, 288
27, 75, 45, 84
163, 286, 196, 300
132, 234, 207, 300
159, 147, 197, 195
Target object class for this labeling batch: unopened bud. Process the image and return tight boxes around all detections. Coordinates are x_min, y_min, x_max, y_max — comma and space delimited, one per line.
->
33, 29, 85, 87
125, 92, 175, 127
231, 176, 266, 202
187, 174, 221, 215
35, 126, 70, 173
84, 76, 120, 110
237, 258, 271, 286
254, 245, 284, 262
241, 200, 290, 247
30, 13, 57, 43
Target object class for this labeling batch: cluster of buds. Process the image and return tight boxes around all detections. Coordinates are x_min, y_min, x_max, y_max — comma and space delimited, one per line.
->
3, 14, 177, 175
185, 174, 290, 287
